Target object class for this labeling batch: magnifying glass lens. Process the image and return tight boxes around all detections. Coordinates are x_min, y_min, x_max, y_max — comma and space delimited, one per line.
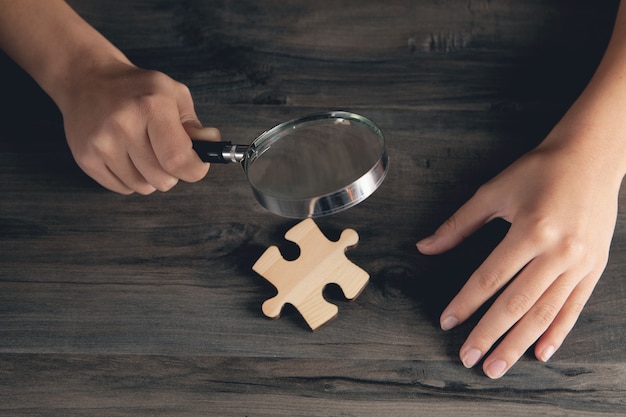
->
248, 121, 382, 199
193, 111, 388, 218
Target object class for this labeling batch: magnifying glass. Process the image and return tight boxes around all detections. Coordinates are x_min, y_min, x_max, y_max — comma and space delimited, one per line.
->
192, 111, 388, 219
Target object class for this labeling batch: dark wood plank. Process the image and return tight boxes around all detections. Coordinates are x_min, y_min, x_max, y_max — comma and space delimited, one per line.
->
1, 354, 624, 416
1, 0, 625, 415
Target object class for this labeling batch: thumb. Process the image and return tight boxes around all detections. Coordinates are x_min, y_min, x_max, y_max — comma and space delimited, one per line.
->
417, 190, 495, 255
183, 122, 222, 142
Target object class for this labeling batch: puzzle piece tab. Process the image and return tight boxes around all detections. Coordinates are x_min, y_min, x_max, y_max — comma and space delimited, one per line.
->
253, 218, 369, 331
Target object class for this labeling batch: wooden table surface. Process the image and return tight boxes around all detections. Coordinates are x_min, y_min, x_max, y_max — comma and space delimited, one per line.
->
1, 1, 625, 416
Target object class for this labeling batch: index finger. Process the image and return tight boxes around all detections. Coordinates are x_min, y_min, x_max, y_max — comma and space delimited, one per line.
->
147, 102, 210, 183
418, 185, 499, 255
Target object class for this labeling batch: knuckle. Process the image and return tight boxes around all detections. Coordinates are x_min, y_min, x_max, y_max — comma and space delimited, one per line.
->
527, 217, 560, 247
526, 217, 586, 256
161, 152, 207, 182
92, 135, 118, 156
531, 302, 559, 327
72, 135, 116, 168
175, 81, 192, 97
160, 150, 187, 174
504, 293, 532, 317
139, 71, 179, 101
141, 69, 171, 89
473, 183, 493, 201
101, 107, 134, 136
477, 270, 505, 292
558, 236, 586, 260
567, 299, 586, 317
73, 149, 99, 170
441, 214, 460, 235
135, 93, 161, 116
527, 217, 588, 260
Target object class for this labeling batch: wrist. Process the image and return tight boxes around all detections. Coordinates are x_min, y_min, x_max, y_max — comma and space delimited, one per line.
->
540, 66, 626, 184
45, 43, 131, 113
538, 115, 626, 190
0, 0, 131, 111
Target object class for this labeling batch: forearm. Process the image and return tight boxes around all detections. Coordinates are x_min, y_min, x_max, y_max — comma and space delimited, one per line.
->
0, 0, 130, 107
541, 0, 626, 184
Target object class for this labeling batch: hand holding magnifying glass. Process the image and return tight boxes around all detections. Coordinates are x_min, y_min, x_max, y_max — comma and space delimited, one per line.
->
193, 111, 389, 218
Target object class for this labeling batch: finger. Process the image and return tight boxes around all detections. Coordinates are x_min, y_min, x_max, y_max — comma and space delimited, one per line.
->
175, 83, 218, 174
125, 135, 179, 192
148, 106, 210, 184
74, 141, 154, 195
480, 270, 582, 379
439, 225, 537, 330
417, 187, 497, 255
456, 253, 565, 371
184, 124, 221, 142
81, 161, 135, 195
103, 151, 157, 195
534, 271, 600, 363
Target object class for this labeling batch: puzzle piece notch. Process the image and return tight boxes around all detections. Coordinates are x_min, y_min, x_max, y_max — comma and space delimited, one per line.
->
253, 218, 369, 331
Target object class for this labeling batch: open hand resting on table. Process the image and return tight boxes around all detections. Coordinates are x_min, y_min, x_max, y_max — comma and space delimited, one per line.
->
0, 0, 220, 194
418, 0, 626, 379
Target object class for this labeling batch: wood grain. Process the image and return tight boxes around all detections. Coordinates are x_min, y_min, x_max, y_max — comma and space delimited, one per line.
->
1, 0, 625, 415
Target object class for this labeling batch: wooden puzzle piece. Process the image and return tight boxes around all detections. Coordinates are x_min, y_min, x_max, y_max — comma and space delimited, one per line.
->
252, 218, 369, 331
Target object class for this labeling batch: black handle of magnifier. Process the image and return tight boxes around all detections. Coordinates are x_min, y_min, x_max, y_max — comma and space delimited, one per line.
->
192, 140, 246, 164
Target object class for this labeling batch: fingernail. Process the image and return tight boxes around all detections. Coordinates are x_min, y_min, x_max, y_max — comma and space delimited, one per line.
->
485, 359, 508, 379
461, 348, 482, 368
441, 315, 459, 331
540, 345, 556, 362
416, 235, 436, 247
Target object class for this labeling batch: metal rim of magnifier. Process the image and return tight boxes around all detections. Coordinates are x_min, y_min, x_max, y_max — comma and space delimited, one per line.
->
242, 111, 389, 219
